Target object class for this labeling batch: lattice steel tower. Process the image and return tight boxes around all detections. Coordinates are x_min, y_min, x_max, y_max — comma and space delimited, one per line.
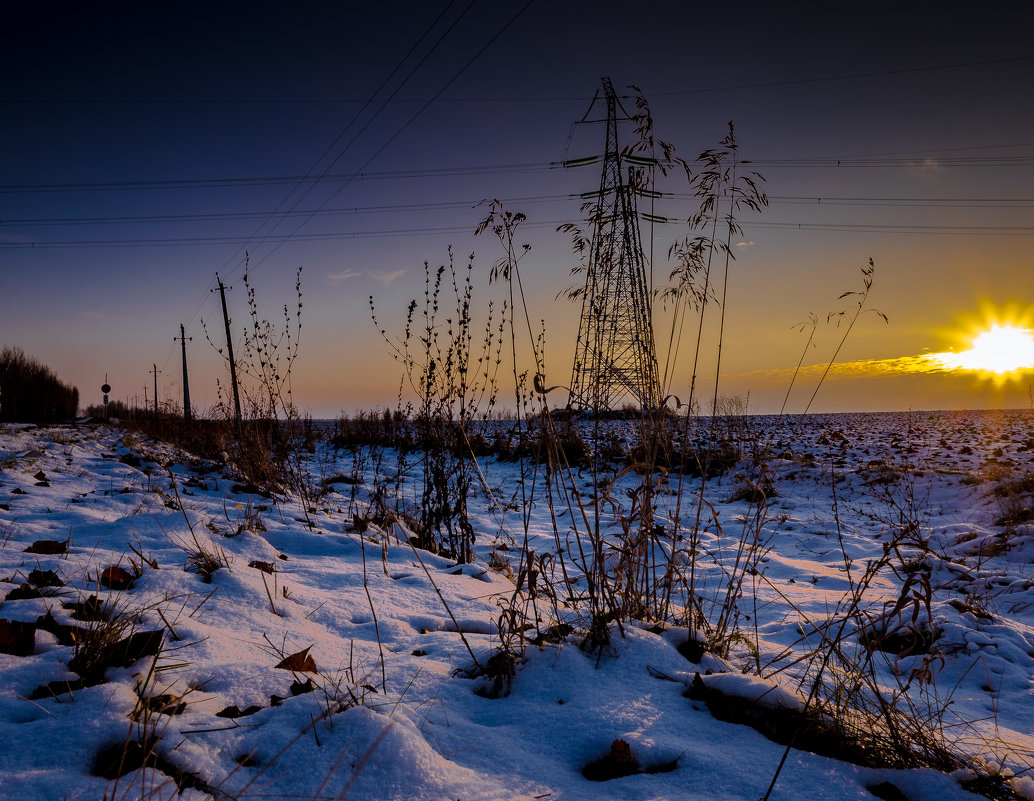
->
568, 77, 660, 411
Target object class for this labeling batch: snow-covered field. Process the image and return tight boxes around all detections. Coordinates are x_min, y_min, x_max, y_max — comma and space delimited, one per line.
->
2, 411, 1033, 801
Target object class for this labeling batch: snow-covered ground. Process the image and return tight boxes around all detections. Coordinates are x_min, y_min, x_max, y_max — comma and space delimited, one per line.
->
1, 411, 1033, 801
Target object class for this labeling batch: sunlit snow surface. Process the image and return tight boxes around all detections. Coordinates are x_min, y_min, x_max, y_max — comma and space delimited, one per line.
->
1, 411, 1033, 800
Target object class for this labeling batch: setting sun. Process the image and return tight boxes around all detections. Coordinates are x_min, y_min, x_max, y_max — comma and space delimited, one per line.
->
929, 323, 1034, 374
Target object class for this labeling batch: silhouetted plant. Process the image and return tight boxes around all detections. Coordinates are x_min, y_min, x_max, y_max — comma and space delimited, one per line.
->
370, 250, 503, 562
200, 264, 321, 523
801, 258, 887, 415
779, 313, 819, 415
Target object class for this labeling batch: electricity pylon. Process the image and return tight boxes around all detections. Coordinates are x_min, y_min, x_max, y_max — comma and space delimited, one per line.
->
568, 77, 660, 412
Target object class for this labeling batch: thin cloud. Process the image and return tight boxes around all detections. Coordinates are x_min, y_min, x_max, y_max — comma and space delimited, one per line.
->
327, 268, 361, 282
908, 158, 942, 177
735, 241, 755, 250
728, 356, 937, 382
729, 351, 1034, 383
372, 269, 406, 285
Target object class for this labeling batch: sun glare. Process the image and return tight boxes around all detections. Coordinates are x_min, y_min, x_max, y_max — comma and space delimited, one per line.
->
929, 323, 1034, 375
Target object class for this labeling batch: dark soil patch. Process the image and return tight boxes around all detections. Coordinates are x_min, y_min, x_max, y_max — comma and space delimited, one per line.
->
69, 629, 163, 683
27, 569, 63, 588
35, 611, 85, 646
324, 474, 361, 486
582, 738, 679, 782
530, 623, 574, 647
232, 482, 272, 498
861, 624, 939, 658
216, 704, 263, 719
947, 598, 994, 621
676, 637, 706, 664
29, 677, 95, 700
473, 651, 519, 699
685, 673, 880, 768
0, 618, 35, 656
5, 583, 44, 601
24, 539, 67, 555
64, 595, 111, 622
133, 694, 187, 719
868, 781, 909, 801
583, 739, 637, 781
959, 775, 1029, 801
93, 736, 216, 795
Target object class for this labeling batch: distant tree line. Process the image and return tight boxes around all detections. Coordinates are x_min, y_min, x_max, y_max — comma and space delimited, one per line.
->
0, 346, 80, 423
84, 399, 135, 418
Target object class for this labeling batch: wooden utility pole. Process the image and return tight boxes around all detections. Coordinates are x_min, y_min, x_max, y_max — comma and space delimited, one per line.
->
151, 364, 161, 417
175, 324, 192, 421
213, 275, 242, 431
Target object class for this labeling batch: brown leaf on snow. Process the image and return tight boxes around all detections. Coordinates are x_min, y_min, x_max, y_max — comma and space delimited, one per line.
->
100, 565, 136, 590
275, 647, 317, 673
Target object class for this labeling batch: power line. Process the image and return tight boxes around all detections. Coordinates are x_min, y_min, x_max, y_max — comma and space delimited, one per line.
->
647, 55, 1034, 97
0, 220, 562, 247
228, 0, 482, 275
746, 155, 1034, 168
749, 221, 1034, 235
244, 0, 537, 274
767, 196, 1034, 208
170, 0, 476, 353
162, 2, 525, 375
9, 217, 1034, 249
0, 193, 577, 226
0, 162, 556, 194
822, 141, 1034, 158
5, 54, 1031, 105
7, 190, 1034, 230
4, 150, 1032, 197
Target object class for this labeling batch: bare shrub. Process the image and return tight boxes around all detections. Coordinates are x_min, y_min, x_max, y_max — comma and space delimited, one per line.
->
370, 251, 503, 562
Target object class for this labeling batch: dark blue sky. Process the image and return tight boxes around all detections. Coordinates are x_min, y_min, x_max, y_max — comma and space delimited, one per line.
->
4, 2, 1034, 414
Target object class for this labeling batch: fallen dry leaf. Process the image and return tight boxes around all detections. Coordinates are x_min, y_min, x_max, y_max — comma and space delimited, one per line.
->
275, 646, 317, 673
